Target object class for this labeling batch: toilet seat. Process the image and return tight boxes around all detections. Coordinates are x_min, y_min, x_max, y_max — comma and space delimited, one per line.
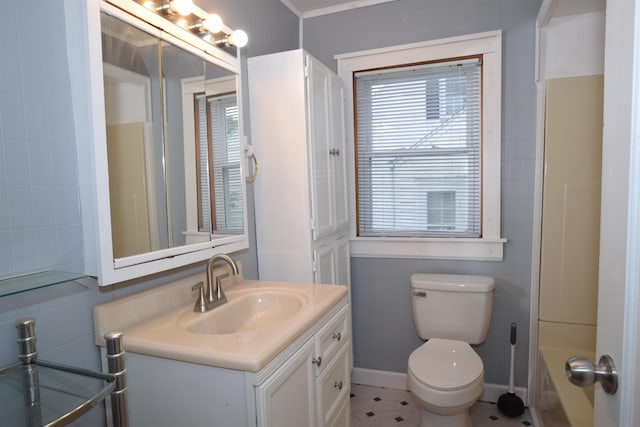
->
408, 338, 483, 391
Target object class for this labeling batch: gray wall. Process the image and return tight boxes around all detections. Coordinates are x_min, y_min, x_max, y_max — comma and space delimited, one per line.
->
0, 0, 297, 379
303, 0, 539, 387
0, 0, 538, 409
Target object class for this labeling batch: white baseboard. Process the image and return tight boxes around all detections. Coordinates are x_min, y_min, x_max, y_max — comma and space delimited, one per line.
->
351, 367, 409, 390
351, 367, 528, 404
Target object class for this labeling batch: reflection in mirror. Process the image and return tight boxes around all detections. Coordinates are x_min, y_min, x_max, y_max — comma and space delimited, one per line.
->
100, 11, 244, 260
101, 12, 162, 258
204, 62, 244, 238
159, 37, 206, 250
182, 58, 243, 243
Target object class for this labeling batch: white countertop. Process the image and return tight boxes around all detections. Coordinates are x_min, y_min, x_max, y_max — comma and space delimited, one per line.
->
94, 276, 348, 372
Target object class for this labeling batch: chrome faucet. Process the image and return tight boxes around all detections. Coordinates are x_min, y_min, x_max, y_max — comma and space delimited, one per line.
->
202, 253, 239, 310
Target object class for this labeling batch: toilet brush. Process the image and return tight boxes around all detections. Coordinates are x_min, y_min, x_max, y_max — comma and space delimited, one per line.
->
497, 323, 525, 417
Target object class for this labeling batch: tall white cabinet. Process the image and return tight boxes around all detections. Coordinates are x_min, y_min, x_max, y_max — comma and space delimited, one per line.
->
248, 49, 350, 286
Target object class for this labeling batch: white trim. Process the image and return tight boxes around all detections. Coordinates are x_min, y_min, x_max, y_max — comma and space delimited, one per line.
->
335, 30, 501, 62
529, 407, 544, 427
301, 0, 397, 19
527, 80, 546, 408
620, 1, 640, 422
337, 31, 504, 261
299, 15, 304, 48
350, 237, 505, 261
351, 367, 408, 390
351, 367, 528, 403
536, 0, 559, 28
279, 0, 302, 17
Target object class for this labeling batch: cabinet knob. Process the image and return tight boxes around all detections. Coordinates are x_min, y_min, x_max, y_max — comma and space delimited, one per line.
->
334, 381, 343, 390
329, 148, 341, 156
332, 332, 342, 341
312, 356, 322, 367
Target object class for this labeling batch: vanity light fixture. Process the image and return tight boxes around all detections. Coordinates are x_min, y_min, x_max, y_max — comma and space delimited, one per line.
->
140, 0, 248, 48
169, 0, 193, 16
226, 29, 248, 48
202, 13, 224, 33
147, 0, 193, 16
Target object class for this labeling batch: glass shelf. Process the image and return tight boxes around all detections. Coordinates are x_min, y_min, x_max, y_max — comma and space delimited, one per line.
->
0, 361, 115, 426
0, 271, 87, 298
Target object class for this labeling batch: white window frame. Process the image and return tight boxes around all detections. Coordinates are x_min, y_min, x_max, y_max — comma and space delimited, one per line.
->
336, 30, 505, 261
181, 75, 237, 244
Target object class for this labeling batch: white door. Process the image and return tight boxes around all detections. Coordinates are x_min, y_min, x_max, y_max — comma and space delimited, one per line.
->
314, 244, 336, 285
584, 0, 640, 425
256, 338, 317, 427
329, 73, 349, 231
307, 56, 334, 240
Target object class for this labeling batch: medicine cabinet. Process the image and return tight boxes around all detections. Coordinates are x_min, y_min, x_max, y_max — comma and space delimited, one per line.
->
78, 0, 249, 285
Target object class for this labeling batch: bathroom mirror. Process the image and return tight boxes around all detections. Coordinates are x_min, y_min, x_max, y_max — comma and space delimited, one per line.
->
98, 5, 246, 274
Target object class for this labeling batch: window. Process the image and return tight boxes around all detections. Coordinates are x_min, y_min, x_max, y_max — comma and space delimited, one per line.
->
355, 57, 481, 238
337, 31, 505, 260
427, 190, 456, 231
194, 92, 243, 234
181, 75, 241, 242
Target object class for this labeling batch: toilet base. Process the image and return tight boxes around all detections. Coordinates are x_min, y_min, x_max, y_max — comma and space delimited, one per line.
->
419, 407, 471, 427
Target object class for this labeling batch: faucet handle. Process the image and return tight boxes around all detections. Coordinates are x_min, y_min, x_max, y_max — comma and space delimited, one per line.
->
215, 276, 228, 303
192, 282, 208, 313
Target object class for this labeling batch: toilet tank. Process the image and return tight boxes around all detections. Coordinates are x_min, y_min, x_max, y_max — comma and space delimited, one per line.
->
411, 274, 495, 344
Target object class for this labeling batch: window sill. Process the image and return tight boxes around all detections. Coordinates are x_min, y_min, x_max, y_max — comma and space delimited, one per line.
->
350, 236, 506, 261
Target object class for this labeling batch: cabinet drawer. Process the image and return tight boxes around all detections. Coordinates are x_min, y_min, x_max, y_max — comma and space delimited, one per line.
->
327, 397, 351, 427
318, 341, 351, 426
316, 305, 350, 374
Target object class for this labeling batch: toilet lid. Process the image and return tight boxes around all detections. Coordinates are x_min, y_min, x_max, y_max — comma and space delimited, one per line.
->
408, 338, 483, 391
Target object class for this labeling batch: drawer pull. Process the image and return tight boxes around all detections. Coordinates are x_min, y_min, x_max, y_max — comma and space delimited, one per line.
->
312, 357, 322, 367
334, 381, 343, 390
332, 332, 342, 341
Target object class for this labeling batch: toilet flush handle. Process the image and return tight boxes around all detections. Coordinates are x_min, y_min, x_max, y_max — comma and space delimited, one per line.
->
412, 290, 426, 297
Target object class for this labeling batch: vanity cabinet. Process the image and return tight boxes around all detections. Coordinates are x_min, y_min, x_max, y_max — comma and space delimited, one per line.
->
111, 301, 351, 427
256, 338, 317, 427
248, 49, 350, 286
256, 305, 351, 427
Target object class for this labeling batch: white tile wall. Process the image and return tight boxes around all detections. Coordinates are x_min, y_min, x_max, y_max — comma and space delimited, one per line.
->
0, 0, 98, 382
0, 0, 83, 278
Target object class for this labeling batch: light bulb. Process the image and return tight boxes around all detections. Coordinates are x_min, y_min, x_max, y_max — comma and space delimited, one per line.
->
228, 29, 248, 48
202, 14, 223, 33
169, 0, 193, 16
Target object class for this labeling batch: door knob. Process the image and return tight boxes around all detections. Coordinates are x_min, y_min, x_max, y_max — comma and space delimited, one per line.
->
565, 354, 618, 394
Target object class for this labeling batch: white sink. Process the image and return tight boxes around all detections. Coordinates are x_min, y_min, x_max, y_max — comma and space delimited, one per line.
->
93, 277, 348, 372
178, 289, 308, 335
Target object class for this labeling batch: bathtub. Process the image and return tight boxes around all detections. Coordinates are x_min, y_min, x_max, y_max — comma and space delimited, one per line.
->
535, 321, 596, 426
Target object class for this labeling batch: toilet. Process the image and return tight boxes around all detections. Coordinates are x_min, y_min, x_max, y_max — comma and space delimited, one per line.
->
407, 274, 495, 427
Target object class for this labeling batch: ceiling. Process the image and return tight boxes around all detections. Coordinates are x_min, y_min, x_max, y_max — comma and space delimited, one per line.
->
279, 0, 397, 18
282, 0, 605, 19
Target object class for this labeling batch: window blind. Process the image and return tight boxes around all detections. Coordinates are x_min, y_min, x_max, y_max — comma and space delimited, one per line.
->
209, 95, 243, 233
354, 57, 482, 237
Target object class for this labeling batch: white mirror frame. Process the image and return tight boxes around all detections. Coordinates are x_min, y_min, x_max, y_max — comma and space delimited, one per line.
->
78, 0, 249, 285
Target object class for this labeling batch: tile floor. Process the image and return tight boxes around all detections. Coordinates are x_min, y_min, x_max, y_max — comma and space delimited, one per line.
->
351, 384, 533, 427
